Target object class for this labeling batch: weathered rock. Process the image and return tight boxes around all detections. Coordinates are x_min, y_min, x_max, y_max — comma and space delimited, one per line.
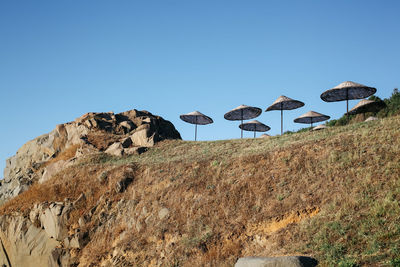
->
129, 125, 154, 147
115, 176, 134, 193
68, 232, 89, 249
158, 208, 170, 220
119, 120, 135, 132
121, 137, 133, 148
40, 159, 71, 183
365, 116, 378, 122
98, 209, 108, 224
29, 203, 42, 226
0, 215, 65, 267
105, 142, 124, 156
40, 202, 70, 241
135, 221, 142, 232
234, 256, 318, 267
48, 248, 71, 267
69, 235, 80, 249
74, 144, 98, 158
0, 239, 11, 267
78, 216, 87, 228
0, 109, 181, 204
124, 146, 147, 155
0, 109, 181, 265
144, 214, 154, 225
0, 127, 78, 202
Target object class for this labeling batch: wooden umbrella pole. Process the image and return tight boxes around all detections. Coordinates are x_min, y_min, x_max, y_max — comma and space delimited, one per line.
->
346, 89, 349, 123
195, 116, 197, 141
241, 109, 243, 139
281, 108, 283, 135
254, 125, 256, 139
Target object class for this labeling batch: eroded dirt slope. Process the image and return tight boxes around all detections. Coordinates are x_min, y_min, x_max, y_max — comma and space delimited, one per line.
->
1, 116, 400, 266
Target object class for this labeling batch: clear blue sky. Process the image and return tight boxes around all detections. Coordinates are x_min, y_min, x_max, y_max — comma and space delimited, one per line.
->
1, 1, 399, 176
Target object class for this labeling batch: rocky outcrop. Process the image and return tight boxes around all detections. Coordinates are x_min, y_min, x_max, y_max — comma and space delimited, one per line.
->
235, 256, 318, 267
0, 215, 60, 267
0, 109, 181, 203
36, 202, 71, 240
0, 210, 67, 266
0, 199, 95, 266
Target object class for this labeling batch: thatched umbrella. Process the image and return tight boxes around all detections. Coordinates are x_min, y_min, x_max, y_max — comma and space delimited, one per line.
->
294, 111, 330, 128
346, 99, 386, 119
239, 120, 270, 138
259, 134, 270, 138
312, 124, 327, 131
224, 105, 262, 138
180, 111, 213, 141
265, 95, 304, 135
321, 81, 376, 120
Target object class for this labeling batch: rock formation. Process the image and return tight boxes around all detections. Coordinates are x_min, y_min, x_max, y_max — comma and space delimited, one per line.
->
234, 256, 318, 267
0, 109, 181, 204
0, 109, 180, 266
0, 203, 72, 266
0, 200, 91, 266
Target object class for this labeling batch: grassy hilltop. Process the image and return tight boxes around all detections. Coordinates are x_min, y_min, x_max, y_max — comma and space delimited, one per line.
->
2, 114, 400, 266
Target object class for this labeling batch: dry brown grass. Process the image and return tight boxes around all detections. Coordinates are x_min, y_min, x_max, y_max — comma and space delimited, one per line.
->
0, 161, 134, 222
1, 116, 400, 266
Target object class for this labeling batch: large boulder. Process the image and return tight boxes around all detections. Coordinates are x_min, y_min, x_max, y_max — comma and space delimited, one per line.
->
0, 109, 181, 204
234, 256, 318, 267
0, 215, 63, 267
105, 142, 124, 156
0, 200, 85, 266
39, 202, 71, 241
129, 125, 155, 147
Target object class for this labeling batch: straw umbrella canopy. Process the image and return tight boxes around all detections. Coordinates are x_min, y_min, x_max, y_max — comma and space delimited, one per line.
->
321, 81, 377, 120
180, 111, 213, 141
239, 120, 270, 138
224, 105, 262, 138
265, 95, 305, 135
294, 111, 330, 128
259, 134, 270, 138
312, 124, 327, 131
346, 99, 386, 119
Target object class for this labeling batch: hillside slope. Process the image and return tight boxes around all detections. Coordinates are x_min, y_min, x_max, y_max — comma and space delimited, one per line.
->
1, 116, 400, 266
0, 109, 181, 204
